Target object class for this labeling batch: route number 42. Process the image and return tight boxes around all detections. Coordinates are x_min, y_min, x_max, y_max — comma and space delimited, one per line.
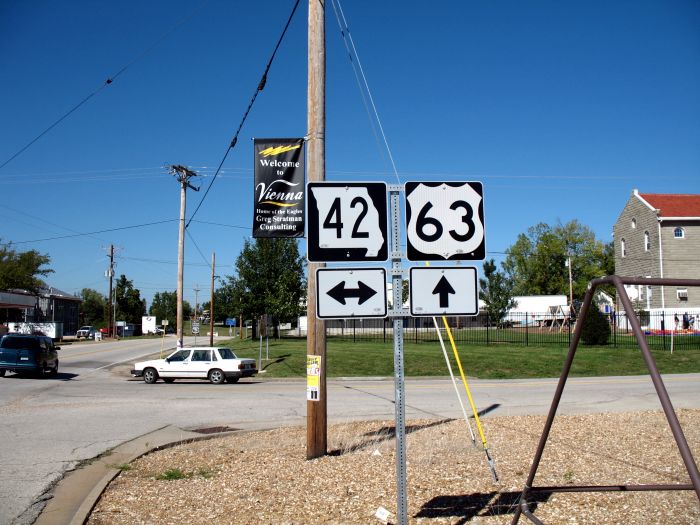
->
405, 181, 485, 261
307, 182, 388, 262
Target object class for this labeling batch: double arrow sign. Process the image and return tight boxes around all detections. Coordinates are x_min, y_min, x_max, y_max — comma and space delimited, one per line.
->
316, 267, 478, 319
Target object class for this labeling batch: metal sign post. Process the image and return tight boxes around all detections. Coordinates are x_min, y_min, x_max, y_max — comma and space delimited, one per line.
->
388, 186, 408, 525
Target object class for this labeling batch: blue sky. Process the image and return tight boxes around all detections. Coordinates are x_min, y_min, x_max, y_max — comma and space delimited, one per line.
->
1, 0, 699, 309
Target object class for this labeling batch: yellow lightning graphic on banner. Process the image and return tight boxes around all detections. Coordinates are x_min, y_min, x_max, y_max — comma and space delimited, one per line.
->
259, 145, 301, 157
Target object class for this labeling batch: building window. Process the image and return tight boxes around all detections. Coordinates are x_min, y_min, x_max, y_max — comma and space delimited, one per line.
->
644, 231, 650, 252
677, 289, 688, 302
631, 218, 636, 229
621, 238, 626, 257
674, 227, 685, 239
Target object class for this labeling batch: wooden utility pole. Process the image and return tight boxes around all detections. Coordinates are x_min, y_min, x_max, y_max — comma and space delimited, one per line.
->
169, 165, 199, 348
106, 244, 114, 337
306, 0, 327, 460
209, 252, 215, 347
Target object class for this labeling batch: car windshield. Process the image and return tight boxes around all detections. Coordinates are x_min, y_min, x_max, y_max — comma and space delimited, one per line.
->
167, 349, 191, 362
79, 326, 92, 331
217, 348, 237, 359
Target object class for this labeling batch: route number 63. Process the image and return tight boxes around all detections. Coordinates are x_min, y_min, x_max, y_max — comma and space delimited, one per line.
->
405, 181, 485, 261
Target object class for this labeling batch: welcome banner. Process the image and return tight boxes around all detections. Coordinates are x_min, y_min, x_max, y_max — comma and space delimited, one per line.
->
252, 138, 305, 238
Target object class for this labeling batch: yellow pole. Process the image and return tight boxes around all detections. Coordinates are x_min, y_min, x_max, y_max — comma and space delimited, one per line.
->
440, 314, 498, 481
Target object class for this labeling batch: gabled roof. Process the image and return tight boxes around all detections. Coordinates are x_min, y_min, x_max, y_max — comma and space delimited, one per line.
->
636, 191, 700, 219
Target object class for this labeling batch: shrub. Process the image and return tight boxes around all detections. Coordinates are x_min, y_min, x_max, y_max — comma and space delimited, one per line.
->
580, 305, 611, 345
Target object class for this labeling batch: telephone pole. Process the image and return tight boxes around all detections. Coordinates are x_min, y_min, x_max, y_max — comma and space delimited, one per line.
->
106, 244, 115, 337
306, 0, 327, 460
169, 165, 199, 348
209, 252, 216, 347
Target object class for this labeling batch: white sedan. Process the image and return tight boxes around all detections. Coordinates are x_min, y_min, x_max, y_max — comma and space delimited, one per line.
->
131, 347, 257, 384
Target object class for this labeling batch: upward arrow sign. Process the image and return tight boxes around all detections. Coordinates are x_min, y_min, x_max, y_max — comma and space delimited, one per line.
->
432, 275, 456, 308
327, 280, 377, 305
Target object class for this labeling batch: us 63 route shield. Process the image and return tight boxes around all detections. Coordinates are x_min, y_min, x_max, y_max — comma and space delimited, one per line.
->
405, 181, 485, 261
307, 182, 388, 262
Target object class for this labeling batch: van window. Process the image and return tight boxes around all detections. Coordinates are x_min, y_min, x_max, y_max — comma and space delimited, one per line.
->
0, 337, 40, 350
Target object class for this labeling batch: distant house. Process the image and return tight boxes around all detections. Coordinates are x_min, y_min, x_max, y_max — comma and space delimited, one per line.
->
613, 189, 700, 313
0, 286, 81, 336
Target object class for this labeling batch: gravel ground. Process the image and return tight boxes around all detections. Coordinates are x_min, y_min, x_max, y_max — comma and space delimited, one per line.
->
89, 410, 699, 524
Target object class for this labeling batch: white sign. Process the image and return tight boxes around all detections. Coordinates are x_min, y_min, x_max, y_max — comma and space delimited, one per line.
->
307, 182, 388, 262
191, 322, 200, 335
316, 268, 387, 319
405, 181, 485, 261
409, 267, 479, 316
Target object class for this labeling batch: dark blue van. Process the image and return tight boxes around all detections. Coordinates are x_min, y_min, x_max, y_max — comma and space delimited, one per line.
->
0, 334, 60, 377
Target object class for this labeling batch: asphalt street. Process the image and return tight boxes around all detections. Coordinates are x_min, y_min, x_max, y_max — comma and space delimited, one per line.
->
1, 336, 698, 524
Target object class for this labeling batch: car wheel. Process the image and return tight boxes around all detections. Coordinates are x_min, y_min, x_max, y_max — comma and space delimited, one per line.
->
225, 377, 239, 383
0, 369, 5, 377
163, 378, 175, 383
37, 364, 47, 379
50, 361, 59, 376
208, 369, 225, 384
143, 368, 158, 384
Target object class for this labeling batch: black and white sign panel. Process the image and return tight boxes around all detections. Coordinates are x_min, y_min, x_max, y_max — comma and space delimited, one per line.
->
405, 181, 485, 261
317, 268, 387, 319
409, 267, 478, 316
307, 182, 388, 262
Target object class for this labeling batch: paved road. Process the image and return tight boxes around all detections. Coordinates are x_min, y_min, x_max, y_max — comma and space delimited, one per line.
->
1, 337, 698, 524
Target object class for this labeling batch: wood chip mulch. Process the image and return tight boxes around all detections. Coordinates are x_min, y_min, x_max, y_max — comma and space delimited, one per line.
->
88, 410, 700, 524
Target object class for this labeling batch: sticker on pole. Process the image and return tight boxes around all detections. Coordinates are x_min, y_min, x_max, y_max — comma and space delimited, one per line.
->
307, 355, 322, 401
405, 181, 485, 261
307, 182, 388, 262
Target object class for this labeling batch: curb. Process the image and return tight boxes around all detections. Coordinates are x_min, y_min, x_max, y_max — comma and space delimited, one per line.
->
34, 425, 238, 525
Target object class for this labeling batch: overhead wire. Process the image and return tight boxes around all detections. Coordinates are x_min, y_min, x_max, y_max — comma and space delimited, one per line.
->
0, 1, 211, 171
330, 0, 401, 185
5, 219, 176, 245
185, 0, 302, 228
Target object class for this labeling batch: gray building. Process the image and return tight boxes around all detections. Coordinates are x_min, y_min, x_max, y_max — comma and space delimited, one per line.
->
613, 190, 700, 316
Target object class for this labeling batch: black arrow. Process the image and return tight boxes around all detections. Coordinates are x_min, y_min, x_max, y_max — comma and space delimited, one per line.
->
432, 275, 455, 308
327, 280, 377, 305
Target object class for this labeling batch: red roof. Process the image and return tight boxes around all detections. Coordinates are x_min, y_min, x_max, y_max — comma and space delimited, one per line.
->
639, 193, 700, 218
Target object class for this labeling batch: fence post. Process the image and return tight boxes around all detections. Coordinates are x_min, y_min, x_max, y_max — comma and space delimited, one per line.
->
525, 312, 529, 347
486, 313, 490, 346
353, 319, 356, 343
661, 312, 666, 351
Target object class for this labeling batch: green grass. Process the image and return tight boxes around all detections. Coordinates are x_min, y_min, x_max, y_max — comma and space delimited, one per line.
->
222, 336, 700, 380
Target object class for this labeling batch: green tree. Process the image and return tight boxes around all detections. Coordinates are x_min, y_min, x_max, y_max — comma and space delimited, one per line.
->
479, 259, 516, 326
233, 238, 306, 333
79, 288, 107, 326
114, 275, 146, 324
148, 291, 191, 324
205, 276, 243, 323
0, 240, 53, 294
580, 304, 611, 345
502, 220, 609, 301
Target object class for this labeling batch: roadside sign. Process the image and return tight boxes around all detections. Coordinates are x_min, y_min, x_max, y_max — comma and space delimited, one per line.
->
191, 321, 200, 335
409, 267, 479, 316
405, 181, 485, 261
225, 318, 237, 327
307, 182, 388, 262
316, 268, 387, 319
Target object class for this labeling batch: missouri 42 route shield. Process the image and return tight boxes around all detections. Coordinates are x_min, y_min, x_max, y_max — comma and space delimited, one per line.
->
405, 181, 485, 261
307, 182, 388, 262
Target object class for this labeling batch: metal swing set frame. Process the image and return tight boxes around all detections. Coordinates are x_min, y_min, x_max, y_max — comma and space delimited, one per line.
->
512, 276, 700, 525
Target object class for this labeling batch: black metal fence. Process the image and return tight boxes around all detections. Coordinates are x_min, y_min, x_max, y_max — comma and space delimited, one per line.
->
297, 311, 700, 351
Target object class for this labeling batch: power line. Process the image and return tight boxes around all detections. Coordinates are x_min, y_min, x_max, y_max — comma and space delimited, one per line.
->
185, 0, 302, 228
0, 1, 211, 171
5, 219, 176, 245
